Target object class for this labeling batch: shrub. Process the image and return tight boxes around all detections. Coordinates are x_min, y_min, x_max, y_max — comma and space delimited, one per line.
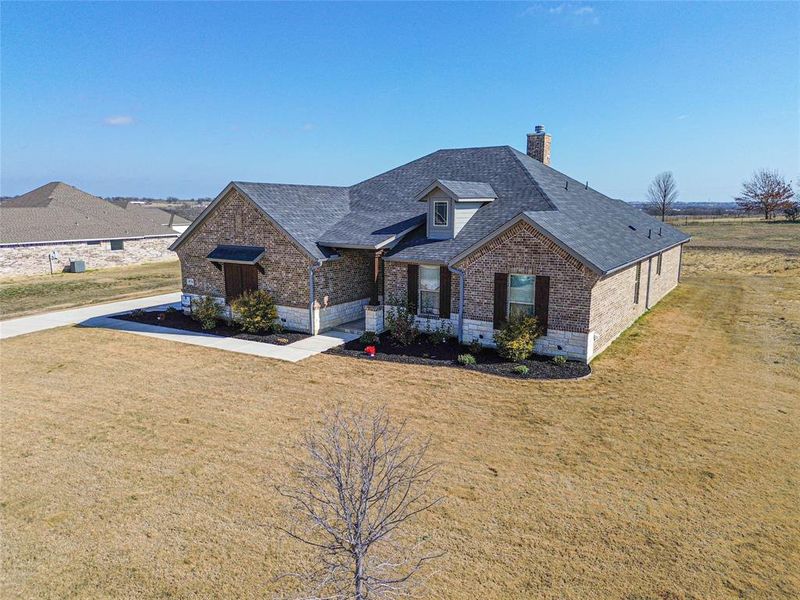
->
468, 339, 483, 355
429, 320, 453, 345
385, 300, 419, 346
457, 353, 476, 366
494, 314, 540, 362
360, 331, 380, 345
130, 308, 146, 318
191, 296, 222, 330
165, 305, 179, 315
553, 354, 568, 367
231, 290, 279, 334
513, 364, 529, 376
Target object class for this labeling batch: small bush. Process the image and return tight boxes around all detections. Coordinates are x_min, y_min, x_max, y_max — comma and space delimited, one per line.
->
385, 300, 419, 346
457, 353, 476, 366
429, 320, 453, 345
231, 290, 279, 334
468, 339, 483, 355
165, 305, 179, 315
553, 354, 568, 367
513, 364, 529, 375
494, 314, 540, 362
130, 308, 146, 318
191, 296, 222, 330
360, 331, 380, 345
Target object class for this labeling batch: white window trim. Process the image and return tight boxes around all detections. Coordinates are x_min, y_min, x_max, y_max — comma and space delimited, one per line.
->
432, 200, 449, 227
508, 273, 535, 317
418, 265, 441, 317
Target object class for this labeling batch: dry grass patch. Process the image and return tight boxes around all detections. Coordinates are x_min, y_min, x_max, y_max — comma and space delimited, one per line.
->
1, 247, 798, 598
0, 261, 180, 319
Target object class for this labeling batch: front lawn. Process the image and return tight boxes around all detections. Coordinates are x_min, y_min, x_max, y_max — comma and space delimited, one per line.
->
1, 227, 798, 598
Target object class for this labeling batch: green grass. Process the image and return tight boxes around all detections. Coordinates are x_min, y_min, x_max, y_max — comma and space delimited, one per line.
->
0, 261, 181, 319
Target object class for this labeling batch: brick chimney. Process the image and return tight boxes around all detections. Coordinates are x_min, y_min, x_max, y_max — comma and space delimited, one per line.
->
526, 124, 551, 166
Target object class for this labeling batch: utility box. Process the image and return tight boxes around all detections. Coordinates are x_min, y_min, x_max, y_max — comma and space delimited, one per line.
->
70, 260, 86, 273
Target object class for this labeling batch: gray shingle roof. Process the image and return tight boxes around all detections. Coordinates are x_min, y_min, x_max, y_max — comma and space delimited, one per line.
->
188, 146, 689, 274
426, 180, 497, 200
0, 182, 179, 245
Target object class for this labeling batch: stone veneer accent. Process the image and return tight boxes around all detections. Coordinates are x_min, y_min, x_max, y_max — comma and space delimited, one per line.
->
0, 237, 177, 277
364, 304, 385, 333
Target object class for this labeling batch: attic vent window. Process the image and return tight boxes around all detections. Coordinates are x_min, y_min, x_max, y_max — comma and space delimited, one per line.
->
628, 225, 637, 231
433, 200, 448, 227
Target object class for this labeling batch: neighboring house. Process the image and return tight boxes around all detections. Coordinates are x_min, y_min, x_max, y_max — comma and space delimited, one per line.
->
0, 182, 179, 276
172, 126, 690, 362
110, 200, 192, 234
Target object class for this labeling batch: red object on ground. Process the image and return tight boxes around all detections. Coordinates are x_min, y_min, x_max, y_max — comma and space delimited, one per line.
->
365, 345, 377, 357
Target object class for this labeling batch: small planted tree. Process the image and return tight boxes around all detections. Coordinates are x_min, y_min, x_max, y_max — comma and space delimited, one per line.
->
190, 296, 222, 330
278, 407, 442, 599
231, 289, 280, 334
735, 169, 794, 220
385, 298, 419, 346
646, 171, 679, 222
494, 314, 540, 362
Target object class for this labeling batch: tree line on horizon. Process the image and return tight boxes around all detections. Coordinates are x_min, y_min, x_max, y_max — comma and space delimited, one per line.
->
644, 169, 798, 222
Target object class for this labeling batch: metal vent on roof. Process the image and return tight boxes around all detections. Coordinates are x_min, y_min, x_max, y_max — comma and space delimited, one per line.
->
628, 225, 636, 231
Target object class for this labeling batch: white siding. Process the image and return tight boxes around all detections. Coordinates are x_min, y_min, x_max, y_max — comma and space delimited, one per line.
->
453, 202, 482, 236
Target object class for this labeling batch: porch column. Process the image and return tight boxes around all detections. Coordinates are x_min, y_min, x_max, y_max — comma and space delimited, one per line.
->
370, 250, 384, 305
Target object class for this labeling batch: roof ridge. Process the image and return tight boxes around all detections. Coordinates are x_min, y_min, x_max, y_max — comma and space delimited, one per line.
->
505, 146, 558, 211
233, 181, 349, 190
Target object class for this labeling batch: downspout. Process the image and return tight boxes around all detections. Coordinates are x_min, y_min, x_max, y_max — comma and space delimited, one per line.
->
308, 260, 323, 335
448, 265, 465, 343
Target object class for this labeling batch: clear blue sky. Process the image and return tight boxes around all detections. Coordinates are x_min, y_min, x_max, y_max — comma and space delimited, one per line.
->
2, 1, 797, 201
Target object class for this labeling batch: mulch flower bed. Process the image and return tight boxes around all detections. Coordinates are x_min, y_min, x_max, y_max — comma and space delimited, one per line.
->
325, 331, 591, 380
114, 309, 310, 345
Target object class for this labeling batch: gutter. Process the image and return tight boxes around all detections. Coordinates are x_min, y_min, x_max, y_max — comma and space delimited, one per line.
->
448, 265, 466, 343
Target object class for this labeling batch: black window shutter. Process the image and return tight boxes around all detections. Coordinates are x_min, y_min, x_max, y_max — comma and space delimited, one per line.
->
407, 264, 419, 311
534, 275, 550, 334
493, 272, 508, 329
439, 266, 451, 318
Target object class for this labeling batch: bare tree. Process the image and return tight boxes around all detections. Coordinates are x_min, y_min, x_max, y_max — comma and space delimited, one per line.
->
646, 171, 679, 222
277, 407, 442, 599
734, 169, 795, 220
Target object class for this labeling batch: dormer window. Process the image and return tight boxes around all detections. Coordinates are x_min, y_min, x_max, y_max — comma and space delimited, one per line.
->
433, 201, 448, 227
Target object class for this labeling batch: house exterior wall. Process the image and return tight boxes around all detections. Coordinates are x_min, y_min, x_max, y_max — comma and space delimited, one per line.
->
452, 221, 600, 360
589, 244, 682, 356
175, 189, 313, 308
0, 237, 176, 277
425, 190, 453, 240
314, 248, 373, 307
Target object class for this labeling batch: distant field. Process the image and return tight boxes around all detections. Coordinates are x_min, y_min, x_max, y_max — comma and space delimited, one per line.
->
0, 261, 180, 319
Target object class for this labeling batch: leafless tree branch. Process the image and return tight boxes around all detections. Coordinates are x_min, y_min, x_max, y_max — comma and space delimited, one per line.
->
276, 406, 443, 599
646, 171, 679, 222
734, 169, 795, 220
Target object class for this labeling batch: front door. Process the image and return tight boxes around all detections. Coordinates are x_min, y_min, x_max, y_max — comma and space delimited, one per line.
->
224, 263, 258, 302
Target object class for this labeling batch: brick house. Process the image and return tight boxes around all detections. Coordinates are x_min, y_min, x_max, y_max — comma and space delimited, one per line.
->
171, 126, 689, 362
0, 182, 180, 276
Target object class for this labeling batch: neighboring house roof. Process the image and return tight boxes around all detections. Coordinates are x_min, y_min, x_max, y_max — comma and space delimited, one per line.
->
111, 202, 192, 230
171, 146, 689, 274
0, 182, 179, 245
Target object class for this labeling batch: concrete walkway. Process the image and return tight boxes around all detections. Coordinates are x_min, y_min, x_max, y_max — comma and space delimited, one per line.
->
0, 293, 360, 362
0, 293, 182, 340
